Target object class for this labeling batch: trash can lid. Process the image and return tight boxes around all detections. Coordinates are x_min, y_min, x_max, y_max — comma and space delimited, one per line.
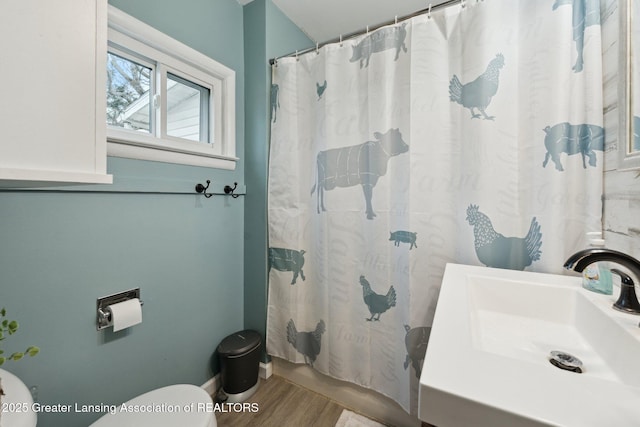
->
218, 329, 261, 356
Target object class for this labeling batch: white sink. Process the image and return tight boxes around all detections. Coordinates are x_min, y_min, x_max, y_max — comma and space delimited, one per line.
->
419, 264, 640, 427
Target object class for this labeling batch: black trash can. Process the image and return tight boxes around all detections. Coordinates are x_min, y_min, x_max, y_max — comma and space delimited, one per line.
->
217, 329, 261, 403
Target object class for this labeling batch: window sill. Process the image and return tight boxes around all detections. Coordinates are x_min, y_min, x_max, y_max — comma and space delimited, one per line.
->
107, 140, 238, 170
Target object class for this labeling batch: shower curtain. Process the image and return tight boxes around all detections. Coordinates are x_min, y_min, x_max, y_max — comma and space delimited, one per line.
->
267, 0, 603, 414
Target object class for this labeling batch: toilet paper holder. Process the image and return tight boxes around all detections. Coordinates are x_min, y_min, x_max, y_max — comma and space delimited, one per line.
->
97, 288, 144, 331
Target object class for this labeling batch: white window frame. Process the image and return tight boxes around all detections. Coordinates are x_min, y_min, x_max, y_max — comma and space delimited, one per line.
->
106, 6, 237, 170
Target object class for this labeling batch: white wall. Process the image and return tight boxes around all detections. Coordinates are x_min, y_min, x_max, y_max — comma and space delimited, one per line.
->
602, 0, 640, 261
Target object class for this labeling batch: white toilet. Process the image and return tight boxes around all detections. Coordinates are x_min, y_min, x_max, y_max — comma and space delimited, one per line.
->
90, 384, 217, 427
0, 368, 37, 427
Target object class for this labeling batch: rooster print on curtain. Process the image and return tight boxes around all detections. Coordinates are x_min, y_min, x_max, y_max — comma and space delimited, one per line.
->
359, 276, 396, 321
286, 319, 325, 368
449, 53, 505, 120
466, 205, 542, 271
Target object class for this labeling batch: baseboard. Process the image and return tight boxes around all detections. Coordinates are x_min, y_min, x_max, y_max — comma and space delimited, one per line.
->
259, 361, 273, 379
201, 362, 270, 396
201, 374, 220, 396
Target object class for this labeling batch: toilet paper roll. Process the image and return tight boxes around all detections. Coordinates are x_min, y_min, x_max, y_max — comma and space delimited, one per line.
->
108, 298, 142, 332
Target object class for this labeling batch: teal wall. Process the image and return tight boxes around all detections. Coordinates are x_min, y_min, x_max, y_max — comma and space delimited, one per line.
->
243, 1, 312, 351
0, 1, 245, 426
243, 0, 268, 345
0, 1, 310, 425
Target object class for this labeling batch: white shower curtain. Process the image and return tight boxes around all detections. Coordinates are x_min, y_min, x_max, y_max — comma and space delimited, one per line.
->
267, 0, 603, 414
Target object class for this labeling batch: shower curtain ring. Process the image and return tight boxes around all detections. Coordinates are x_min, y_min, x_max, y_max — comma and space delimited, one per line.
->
428, 3, 432, 19
316, 43, 319, 54
395, 15, 398, 24
339, 35, 343, 46
461, 0, 466, 8
295, 50, 299, 61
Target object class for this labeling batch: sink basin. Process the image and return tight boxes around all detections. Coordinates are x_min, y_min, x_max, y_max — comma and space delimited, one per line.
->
419, 264, 640, 427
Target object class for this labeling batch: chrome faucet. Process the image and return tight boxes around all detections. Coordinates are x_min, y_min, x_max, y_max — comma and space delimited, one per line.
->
564, 248, 640, 316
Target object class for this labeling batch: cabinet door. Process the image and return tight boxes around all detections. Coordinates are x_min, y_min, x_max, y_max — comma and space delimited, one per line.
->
0, 0, 112, 186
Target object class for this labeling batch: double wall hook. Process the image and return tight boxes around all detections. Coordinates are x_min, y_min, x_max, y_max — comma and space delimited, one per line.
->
195, 180, 214, 198
224, 182, 239, 198
195, 180, 241, 198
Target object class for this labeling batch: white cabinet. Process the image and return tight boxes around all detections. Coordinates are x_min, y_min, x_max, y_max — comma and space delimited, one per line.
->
0, 0, 112, 187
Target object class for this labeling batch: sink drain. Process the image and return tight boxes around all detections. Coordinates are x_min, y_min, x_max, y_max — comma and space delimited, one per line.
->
549, 351, 583, 373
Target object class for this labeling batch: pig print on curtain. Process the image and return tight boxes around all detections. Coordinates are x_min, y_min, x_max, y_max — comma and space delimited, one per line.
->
267, 0, 603, 414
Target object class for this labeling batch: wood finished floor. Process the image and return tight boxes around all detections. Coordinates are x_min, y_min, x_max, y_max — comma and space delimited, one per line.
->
215, 375, 352, 427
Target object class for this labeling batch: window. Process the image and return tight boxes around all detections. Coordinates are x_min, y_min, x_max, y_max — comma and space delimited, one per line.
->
106, 6, 236, 169
166, 73, 210, 142
107, 51, 153, 134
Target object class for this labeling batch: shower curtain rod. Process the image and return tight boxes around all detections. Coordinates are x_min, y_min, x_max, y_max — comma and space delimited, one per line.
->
268, 0, 462, 65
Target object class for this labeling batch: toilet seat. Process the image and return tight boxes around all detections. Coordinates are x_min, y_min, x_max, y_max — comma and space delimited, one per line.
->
90, 384, 216, 427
